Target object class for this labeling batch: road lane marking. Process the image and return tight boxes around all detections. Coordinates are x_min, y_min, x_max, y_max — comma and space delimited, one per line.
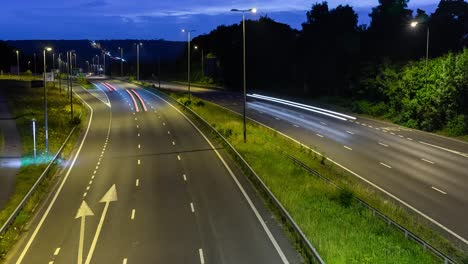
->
346, 131, 354, 135
131, 209, 135, 220
89, 180, 93, 185
293, 124, 300, 128
316, 133, 324, 138
138, 144, 141, 149
91, 175, 95, 179
379, 142, 389, 147
86, 186, 90, 191
421, 158, 435, 164
299, 115, 304, 118
343, 146, 352, 151
431, 186, 447, 195
390, 132, 395, 135
368, 125, 373, 128
48, 262, 53, 264
54, 248, 60, 256
275, 117, 281, 120
355, 121, 360, 124
382, 130, 388, 133
97, 162, 100, 165
123, 258, 128, 264
95, 166, 99, 170
93, 170, 96, 174
190, 202, 195, 213
199, 249, 205, 264
375, 128, 380, 130
172, 141, 176, 145
177, 155, 181, 161
398, 135, 404, 138
380, 162, 392, 169
137, 133, 140, 137
419, 141, 468, 158
163, 122, 166, 126
183, 174, 187, 181
135, 118, 137, 121
168, 131, 171, 134
83, 192, 87, 197
137, 159, 141, 165
136, 179, 140, 186
136, 125, 139, 129
407, 137, 413, 141
320, 122, 327, 125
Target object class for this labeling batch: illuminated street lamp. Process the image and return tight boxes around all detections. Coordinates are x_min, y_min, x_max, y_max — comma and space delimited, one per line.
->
32, 118, 37, 162
410, 20, 430, 87
182, 29, 196, 100
230, 7, 257, 143
194, 45, 204, 77
43, 46, 53, 154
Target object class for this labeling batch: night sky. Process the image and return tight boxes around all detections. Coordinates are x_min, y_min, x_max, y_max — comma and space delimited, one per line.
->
1, 0, 438, 41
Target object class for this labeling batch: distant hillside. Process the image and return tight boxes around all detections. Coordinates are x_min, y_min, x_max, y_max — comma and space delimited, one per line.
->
4, 39, 185, 75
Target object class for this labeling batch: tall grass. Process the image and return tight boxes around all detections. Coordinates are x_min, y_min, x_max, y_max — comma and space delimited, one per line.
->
0, 82, 84, 259
160, 90, 462, 263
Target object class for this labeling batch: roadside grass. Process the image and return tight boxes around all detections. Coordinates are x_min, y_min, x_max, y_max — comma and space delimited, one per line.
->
0, 82, 84, 260
158, 89, 464, 263
0, 75, 41, 81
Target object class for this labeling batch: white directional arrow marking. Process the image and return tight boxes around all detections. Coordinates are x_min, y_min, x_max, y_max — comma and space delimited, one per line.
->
75, 201, 94, 264
84, 185, 118, 264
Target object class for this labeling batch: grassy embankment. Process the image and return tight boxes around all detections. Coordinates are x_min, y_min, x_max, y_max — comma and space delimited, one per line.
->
154, 88, 466, 263
0, 81, 85, 259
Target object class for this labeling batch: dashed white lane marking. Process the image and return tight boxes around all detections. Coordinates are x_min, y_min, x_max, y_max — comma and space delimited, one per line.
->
136, 179, 140, 187
375, 128, 381, 130
343, 146, 353, 151
259, 111, 264, 114
355, 121, 360, 124
97, 162, 100, 165
138, 144, 141, 149
86, 186, 90, 191
135, 118, 137, 121
172, 141, 176, 146
136, 125, 139, 129
183, 174, 187, 181
380, 162, 392, 169
421, 158, 435, 164
163, 122, 166, 126
138, 159, 141, 165
379, 142, 389, 147
190, 203, 195, 213
138, 133, 140, 137
299, 115, 304, 118
93, 170, 96, 174
390, 132, 395, 135
199, 249, 205, 264
320, 122, 327, 125
382, 130, 388, 133
275, 117, 280, 121
177, 155, 181, 161
431, 186, 447, 195
407, 137, 413, 141
316, 133, 324, 138
346, 131, 354, 135
89, 180, 93, 185
48, 261, 54, 264
123, 258, 128, 264
54, 248, 60, 256
419, 141, 468, 158
368, 125, 373, 128
168, 131, 171, 134
83, 192, 87, 197
95, 166, 99, 170
131, 209, 136, 220
293, 124, 300, 128
91, 175, 95, 179
361, 123, 366, 126
398, 135, 404, 138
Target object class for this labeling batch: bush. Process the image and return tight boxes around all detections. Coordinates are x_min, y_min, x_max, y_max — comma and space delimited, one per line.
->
337, 188, 354, 208
195, 100, 205, 107
219, 128, 233, 138
70, 116, 81, 125
444, 115, 467, 136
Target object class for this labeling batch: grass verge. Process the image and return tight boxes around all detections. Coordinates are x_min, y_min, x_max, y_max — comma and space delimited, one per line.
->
0, 82, 85, 260
155, 88, 466, 263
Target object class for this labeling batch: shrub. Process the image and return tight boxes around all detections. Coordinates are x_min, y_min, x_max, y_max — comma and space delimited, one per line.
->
337, 188, 354, 208
444, 115, 467, 136
195, 100, 205, 107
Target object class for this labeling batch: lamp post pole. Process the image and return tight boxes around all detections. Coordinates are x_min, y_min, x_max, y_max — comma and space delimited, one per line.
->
182, 29, 196, 101
43, 47, 52, 154
230, 8, 257, 143
119, 47, 124, 77
411, 21, 430, 89
16, 50, 20, 75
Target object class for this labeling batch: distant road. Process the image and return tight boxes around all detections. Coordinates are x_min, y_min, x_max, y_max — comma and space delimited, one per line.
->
156, 81, 468, 245
7, 80, 300, 264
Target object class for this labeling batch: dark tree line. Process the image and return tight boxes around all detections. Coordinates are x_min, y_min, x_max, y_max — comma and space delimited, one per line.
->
191, 0, 467, 99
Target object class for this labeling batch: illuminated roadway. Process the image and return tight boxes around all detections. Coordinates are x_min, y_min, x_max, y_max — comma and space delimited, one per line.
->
6, 80, 300, 264
155, 81, 468, 246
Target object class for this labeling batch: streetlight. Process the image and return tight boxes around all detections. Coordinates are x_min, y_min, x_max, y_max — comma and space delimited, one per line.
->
86, 61, 89, 73
43, 46, 52, 154
28, 61, 31, 71
34, 53, 37, 75
182, 29, 196, 101
410, 20, 430, 87
15, 50, 20, 76
102, 52, 106, 76
135, 43, 143, 81
230, 7, 257, 143
194, 45, 204, 77
118, 47, 124, 77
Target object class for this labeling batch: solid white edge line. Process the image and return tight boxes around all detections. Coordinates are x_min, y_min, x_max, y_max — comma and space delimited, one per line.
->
53, 248, 60, 256
379, 142, 389, 147
380, 162, 392, 169
419, 141, 468, 158
421, 158, 435, 164
193, 96, 468, 245
343, 146, 352, 151
131, 209, 135, 220
145, 90, 290, 263
190, 202, 195, 213
16, 87, 100, 264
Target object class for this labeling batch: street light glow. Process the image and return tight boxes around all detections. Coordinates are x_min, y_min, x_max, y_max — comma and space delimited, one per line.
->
251, 8, 257, 13
410, 21, 418, 28
45, 47, 52, 51
194, 45, 198, 50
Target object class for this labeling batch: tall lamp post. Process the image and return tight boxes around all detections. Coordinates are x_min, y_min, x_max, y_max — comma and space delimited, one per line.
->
410, 21, 429, 86
118, 47, 124, 77
34, 53, 37, 75
194, 45, 204, 77
135, 43, 142, 81
43, 47, 53, 154
15, 50, 20, 75
230, 7, 257, 143
182, 29, 196, 101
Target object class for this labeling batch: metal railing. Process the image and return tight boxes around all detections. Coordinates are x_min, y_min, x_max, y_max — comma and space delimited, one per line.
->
147, 87, 325, 264
286, 154, 457, 264
0, 126, 77, 235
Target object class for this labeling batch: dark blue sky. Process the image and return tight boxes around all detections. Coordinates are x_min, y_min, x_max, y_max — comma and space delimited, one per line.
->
1, 0, 438, 41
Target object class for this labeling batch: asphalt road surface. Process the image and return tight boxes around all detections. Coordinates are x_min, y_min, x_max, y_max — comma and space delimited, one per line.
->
6, 80, 300, 264
155, 81, 468, 246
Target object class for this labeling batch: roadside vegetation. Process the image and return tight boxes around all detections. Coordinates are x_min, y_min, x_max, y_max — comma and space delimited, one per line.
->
155, 88, 466, 263
0, 82, 85, 259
